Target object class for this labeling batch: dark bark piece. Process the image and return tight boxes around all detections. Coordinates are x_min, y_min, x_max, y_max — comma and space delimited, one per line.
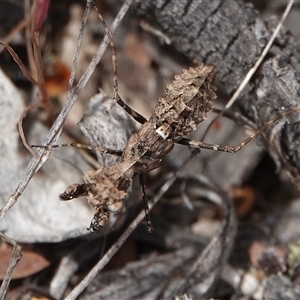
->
135, 0, 266, 94
134, 0, 300, 187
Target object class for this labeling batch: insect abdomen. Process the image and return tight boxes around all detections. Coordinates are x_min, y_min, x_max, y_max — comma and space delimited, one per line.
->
150, 64, 216, 141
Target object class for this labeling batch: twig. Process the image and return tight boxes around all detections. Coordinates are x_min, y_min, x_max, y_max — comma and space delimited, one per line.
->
68, 0, 91, 90
18, 104, 42, 157
0, 17, 30, 54
30, 1, 48, 106
225, 0, 293, 110
24, 0, 35, 82
0, 233, 22, 300
0, 41, 37, 85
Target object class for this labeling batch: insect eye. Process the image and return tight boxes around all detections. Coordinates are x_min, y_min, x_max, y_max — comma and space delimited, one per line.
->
59, 184, 88, 201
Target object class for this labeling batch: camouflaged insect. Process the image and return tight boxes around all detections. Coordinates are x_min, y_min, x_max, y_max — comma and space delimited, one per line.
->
59, 65, 216, 232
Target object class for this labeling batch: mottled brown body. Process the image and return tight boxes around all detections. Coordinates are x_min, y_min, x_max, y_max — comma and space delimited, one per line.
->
59, 65, 216, 232
150, 65, 215, 141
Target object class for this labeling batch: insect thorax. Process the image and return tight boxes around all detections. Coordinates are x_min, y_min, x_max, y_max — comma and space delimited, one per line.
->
83, 168, 130, 214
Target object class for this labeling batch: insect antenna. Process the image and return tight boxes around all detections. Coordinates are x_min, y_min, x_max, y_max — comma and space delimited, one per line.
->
51, 153, 85, 176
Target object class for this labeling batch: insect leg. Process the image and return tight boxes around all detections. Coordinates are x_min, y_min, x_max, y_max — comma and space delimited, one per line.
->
139, 174, 153, 233
31, 143, 123, 156
177, 108, 300, 153
178, 137, 250, 153
94, 4, 147, 125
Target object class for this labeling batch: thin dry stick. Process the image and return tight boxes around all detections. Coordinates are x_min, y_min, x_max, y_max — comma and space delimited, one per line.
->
30, 2, 48, 106
31, 31, 48, 106
68, 0, 91, 90
226, 0, 293, 110
0, 16, 30, 54
18, 104, 43, 157
24, 0, 35, 81
202, 0, 294, 140
64, 151, 199, 300
0, 233, 22, 300
0, 41, 37, 85
0, 0, 133, 220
